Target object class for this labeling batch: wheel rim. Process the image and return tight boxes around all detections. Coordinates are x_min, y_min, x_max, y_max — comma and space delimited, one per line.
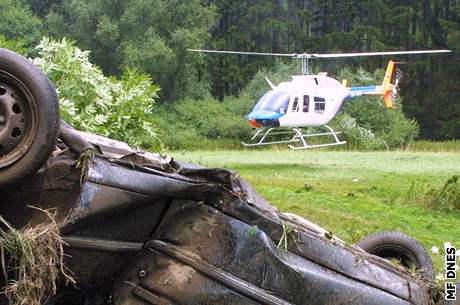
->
0, 70, 38, 168
370, 245, 420, 272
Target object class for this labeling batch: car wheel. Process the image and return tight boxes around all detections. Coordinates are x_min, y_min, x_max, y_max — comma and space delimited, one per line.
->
0, 48, 59, 185
356, 231, 435, 280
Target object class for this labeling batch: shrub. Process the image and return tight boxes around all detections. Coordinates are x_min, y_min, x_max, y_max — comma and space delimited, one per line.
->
407, 176, 460, 212
333, 114, 387, 150
429, 175, 460, 212
154, 96, 254, 150
33, 38, 161, 150
0, 35, 28, 55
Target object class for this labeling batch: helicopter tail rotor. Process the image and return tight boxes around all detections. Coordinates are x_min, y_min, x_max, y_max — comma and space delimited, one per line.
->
392, 68, 403, 98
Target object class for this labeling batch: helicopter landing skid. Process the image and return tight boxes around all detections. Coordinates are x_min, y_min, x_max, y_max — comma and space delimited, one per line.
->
241, 125, 346, 149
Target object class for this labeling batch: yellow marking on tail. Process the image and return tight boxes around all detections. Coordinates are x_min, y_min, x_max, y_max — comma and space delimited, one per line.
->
381, 60, 397, 108
382, 60, 396, 89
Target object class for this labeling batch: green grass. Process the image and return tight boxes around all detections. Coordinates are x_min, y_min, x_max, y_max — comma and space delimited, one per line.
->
403, 140, 460, 153
166, 139, 460, 152
173, 150, 460, 272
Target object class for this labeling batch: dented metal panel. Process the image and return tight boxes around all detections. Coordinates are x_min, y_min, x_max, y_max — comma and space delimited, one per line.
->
69, 156, 435, 304
112, 200, 412, 305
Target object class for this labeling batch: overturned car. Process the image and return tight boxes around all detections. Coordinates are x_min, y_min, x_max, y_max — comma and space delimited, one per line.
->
0, 48, 455, 305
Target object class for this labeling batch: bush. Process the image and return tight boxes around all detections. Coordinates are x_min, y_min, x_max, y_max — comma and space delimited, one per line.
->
333, 114, 387, 150
0, 35, 28, 55
407, 176, 460, 212
33, 38, 161, 150
155, 96, 254, 150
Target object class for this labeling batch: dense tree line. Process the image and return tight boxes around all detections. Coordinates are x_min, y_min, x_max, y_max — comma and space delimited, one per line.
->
0, 0, 458, 139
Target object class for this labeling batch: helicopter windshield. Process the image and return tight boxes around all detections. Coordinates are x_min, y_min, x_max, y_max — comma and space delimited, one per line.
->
253, 91, 290, 114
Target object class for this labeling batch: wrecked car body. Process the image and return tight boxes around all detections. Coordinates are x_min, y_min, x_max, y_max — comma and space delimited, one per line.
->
0, 48, 454, 305
0, 125, 449, 305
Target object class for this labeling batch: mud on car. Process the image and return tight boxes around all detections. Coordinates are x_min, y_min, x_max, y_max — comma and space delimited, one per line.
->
0, 48, 456, 305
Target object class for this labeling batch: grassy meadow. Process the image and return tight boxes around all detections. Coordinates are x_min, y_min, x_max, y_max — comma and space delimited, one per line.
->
173, 149, 460, 272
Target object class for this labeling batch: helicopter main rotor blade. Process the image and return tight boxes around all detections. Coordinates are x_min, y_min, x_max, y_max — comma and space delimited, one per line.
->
311, 49, 451, 58
188, 49, 297, 57
188, 49, 451, 59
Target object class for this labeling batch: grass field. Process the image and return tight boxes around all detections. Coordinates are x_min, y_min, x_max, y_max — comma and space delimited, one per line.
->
173, 150, 460, 272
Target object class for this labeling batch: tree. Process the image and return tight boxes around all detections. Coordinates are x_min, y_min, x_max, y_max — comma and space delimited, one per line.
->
0, 0, 43, 47
45, 0, 216, 102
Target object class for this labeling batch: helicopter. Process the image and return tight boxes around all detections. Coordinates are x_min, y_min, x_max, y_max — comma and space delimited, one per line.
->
189, 49, 451, 149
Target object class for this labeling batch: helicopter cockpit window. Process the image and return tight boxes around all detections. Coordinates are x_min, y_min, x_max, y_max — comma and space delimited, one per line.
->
314, 97, 326, 112
253, 91, 290, 114
303, 95, 310, 112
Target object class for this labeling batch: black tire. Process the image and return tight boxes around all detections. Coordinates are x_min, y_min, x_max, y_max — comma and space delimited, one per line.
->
0, 48, 59, 185
356, 231, 435, 280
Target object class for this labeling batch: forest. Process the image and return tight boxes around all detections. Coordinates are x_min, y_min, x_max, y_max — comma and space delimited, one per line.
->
0, 0, 458, 147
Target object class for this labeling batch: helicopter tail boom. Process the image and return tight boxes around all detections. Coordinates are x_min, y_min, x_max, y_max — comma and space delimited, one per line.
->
346, 60, 402, 108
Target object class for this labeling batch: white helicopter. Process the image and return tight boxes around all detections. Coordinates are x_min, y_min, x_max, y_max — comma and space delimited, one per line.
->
189, 49, 451, 149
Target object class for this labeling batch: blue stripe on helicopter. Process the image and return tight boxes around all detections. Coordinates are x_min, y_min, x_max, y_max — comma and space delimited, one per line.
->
347, 86, 379, 98
349, 86, 379, 92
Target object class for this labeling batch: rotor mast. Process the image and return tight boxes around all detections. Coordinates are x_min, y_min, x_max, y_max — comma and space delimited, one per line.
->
301, 57, 308, 75
300, 55, 310, 75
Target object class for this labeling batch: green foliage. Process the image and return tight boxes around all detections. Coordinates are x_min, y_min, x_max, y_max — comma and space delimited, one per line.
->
0, 0, 42, 47
407, 176, 460, 212
333, 114, 388, 150
0, 0, 456, 140
0, 36, 28, 55
208, 0, 459, 140
240, 61, 300, 101
156, 97, 253, 150
3, 0, 457, 140
345, 225, 365, 244
33, 38, 161, 149
45, 0, 216, 102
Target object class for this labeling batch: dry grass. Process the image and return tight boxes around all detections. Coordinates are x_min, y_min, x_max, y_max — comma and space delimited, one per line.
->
407, 175, 460, 212
0, 207, 75, 305
403, 140, 460, 153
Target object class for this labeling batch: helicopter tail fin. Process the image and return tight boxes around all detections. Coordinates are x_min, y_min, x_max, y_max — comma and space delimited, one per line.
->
381, 60, 403, 108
